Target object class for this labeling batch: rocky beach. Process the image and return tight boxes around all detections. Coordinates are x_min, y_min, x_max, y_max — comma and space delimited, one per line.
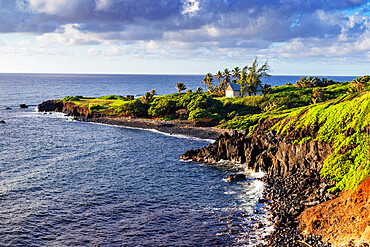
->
181, 119, 370, 246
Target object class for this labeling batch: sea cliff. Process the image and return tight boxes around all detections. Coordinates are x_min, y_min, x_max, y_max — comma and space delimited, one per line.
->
181, 91, 370, 246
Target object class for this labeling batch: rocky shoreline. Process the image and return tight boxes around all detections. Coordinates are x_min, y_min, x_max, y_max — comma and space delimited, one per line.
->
74, 116, 229, 140
260, 170, 334, 246
38, 100, 231, 140
181, 123, 340, 246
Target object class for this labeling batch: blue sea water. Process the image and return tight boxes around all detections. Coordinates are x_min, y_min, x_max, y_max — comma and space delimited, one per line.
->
0, 74, 355, 246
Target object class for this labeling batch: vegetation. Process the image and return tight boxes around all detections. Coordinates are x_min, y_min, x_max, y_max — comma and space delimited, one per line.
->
200, 58, 270, 97
175, 82, 187, 96
60, 74, 370, 192
272, 92, 370, 191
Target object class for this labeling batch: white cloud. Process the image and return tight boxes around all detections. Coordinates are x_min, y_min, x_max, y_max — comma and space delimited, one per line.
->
17, 40, 31, 47
95, 0, 112, 11
36, 24, 101, 46
18, 0, 90, 17
182, 0, 200, 16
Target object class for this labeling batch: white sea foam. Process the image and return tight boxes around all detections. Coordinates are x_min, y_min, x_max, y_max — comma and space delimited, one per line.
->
218, 169, 273, 246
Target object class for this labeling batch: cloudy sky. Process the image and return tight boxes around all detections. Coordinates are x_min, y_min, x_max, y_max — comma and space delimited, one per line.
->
0, 0, 369, 75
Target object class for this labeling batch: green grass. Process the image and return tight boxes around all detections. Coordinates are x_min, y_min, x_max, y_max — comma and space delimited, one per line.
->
270, 92, 370, 191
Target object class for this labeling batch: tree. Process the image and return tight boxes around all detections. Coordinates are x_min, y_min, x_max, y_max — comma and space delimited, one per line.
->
176, 82, 187, 97
196, 86, 203, 94
201, 73, 213, 92
352, 77, 365, 92
223, 68, 231, 88
232, 67, 241, 80
237, 58, 270, 96
205, 73, 214, 92
262, 84, 272, 96
246, 58, 270, 95
201, 76, 208, 91
237, 66, 248, 96
215, 71, 223, 83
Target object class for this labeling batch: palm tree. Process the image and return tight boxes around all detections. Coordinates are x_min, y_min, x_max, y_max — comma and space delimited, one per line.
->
201, 76, 208, 91
176, 82, 187, 97
223, 68, 231, 88
232, 67, 241, 80
215, 71, 223, 83
205, 73, 214, 92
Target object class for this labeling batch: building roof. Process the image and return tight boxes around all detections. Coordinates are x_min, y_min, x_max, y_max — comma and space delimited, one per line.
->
227, 83, 241, 91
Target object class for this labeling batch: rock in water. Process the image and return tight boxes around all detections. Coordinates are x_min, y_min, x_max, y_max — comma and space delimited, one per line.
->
227, 173, 246, 182
19, 104, 28, 108
5, 107, 11, 110
0, 120, 5, 123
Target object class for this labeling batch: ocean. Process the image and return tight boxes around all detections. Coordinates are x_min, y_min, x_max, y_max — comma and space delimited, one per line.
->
0, 74, 355, 246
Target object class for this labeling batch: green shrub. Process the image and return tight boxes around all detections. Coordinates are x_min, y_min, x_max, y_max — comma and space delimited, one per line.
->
188, 108, 211, 121
98, 95, 126, 100
148, 98, 178, 117
116, 99, 148, 117
62, 95, 84, 102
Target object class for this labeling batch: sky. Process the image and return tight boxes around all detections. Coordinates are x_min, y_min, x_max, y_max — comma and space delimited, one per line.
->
0, 0, 369, 75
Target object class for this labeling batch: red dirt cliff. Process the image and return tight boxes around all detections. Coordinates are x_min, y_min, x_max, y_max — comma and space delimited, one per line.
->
298, 178, 370, 246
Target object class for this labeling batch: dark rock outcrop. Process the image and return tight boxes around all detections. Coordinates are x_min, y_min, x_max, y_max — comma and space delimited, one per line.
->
227, 173, 246, 182
38, 100, 64, 112
0, 120, 5, 124
19, 104, 28, 108
38, 100, 91, 118
181, 127, 332, 178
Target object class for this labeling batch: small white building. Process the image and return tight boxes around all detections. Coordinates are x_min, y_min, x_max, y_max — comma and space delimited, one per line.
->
225, 83, 263, 97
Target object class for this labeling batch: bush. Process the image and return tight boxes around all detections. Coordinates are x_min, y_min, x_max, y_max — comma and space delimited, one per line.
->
62, 95, 84, 102
98, 95, 126, 100
116, 99, 148, 117
186, 95, 226, 122
148, 98, 178, 117
188, 108, 211, 121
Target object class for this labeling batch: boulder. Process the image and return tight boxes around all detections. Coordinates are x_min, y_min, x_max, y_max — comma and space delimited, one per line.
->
5, 107, 11, 110
19, 104, 28, 108
0, 120, 5, 124
227, 173, 246, 182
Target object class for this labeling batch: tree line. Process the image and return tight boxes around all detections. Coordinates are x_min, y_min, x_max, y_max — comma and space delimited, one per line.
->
201, 58, 271, 97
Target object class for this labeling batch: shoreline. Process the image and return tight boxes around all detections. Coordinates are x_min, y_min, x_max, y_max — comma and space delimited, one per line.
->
72, 115, 233, 140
